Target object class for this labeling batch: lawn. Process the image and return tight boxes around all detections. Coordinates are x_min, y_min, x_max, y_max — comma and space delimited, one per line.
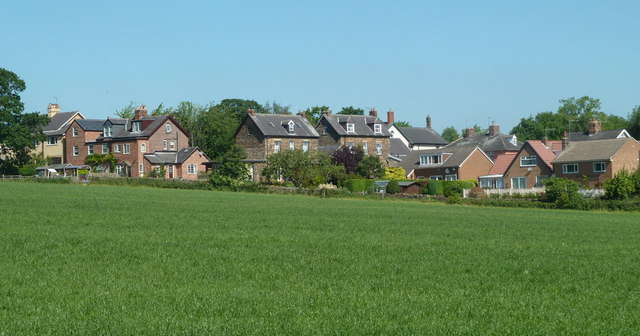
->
1, 182, 639, 335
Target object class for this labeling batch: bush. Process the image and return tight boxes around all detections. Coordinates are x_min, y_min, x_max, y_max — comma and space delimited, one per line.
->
467, 187, 487, 199
443, 181, 475, 197
386, 180, 400, 194
18, 164, 37, 176
603, 169, 636, 200
427, 180, 444, 195
345, 179, 366, 192
543, 177, 582, 208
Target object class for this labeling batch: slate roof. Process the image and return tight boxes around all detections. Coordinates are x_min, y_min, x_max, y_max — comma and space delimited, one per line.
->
488, 152, 516, 175
401, 145, 483, 173
98, 116, 178, 140
76, 119, 105, 131
43, 112, 83, 136
144, 147, 211, 165
320, 114, 390, 137
447, 132, 522, 152
552, 138, 633, 163
568, 129, 630, 142
389, 138, 410, 159
396, 127, 448, 146
247, 114, 318, 138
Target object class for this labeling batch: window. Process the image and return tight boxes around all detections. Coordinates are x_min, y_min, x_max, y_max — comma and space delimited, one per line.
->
248, 165, 254, 180
593, 162, 606, 173
114, 144, 121, 153
72, 127, 78, 137
132, 121, 142, 133
163, 140, 167, 150
274, 141, 281, 153
302, 141, 309, 152
165, 124, 172, 133
289, 141, 295, 150
73, 145, 79, 156
430, 176, 442, 180
87, 145, 94, 155
445, 174, 457, 181
124, 144, 130, 154
563, 164, 579, 174
187, 164, 197, 174
420, 154, 442, 165
486, 151, 495, 161
103, 126, 112, 137
288, 121, 295, 133
535, 175, 548, 187
141, 143, 146, 153
520, 156, 537, 167
102, 144, 108, 154
47, 136, 58, 145
347, 142, 356, 150
169, 141, 175, 150
139, 164, 144, 173
115, 165, 123, 175
346, 122, 355, 133
374, 124, 382, 133
322, 126, 327, 135
512, 177, 526, 189
362, 142, 368, 154
375, 143, 383, 156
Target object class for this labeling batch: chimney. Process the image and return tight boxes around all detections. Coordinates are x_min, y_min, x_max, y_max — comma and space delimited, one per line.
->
247, 108, 256, 116
323, 109, 332, 116
296, 110, 306, 119
426, 115, 432, 129
369, 108, 377, 117
542, 136, 548, 147
464, 128, 475, 138
562, 135, 569, 150
386, 110, 395, 124
488, 124, 500, 136
134, 105, 148, 120
588, 119, 601, 135
47, 103, 60, 117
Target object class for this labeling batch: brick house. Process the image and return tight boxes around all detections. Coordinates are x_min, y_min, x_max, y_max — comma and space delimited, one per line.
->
65, 119, 106, 166
33, 103, 84, 164
500, 140, 560, 189
446, 123, 522, 162
315, 109, 392, 164
234, 109, 319, 181
551, 138, 640, 188
403, 145, 493, 181
144, 147, 211, 179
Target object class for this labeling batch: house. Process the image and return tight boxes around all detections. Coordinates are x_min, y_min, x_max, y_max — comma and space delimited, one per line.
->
33, 103, 84, 164
403, 145, 493, 181
551, 138, 640, 188
499, 140, 560, 189
65, 119, 107, 167
387, 115, 449, 151
478, 152, 517, 189
568, 120, 632, 142
144, 147, 211, 179
315, 108, 392, 163
446, 124, 521, 162
234, 109, 319, 181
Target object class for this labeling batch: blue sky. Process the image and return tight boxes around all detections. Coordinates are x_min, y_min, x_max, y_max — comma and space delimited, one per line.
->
4, 0, 639, 133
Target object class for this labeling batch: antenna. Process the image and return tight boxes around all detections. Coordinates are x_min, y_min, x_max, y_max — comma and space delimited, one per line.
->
53, 96, 58, 104
544, 128, 555, 138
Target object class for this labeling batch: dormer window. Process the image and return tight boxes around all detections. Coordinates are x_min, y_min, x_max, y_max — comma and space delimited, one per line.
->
420, 154, 442, 165
287, 120, 295, 133
103, 126, 112, 137
165, 124, 172, 133
346, 122, 355, 133
132, 121, 142, 133
374, 124, 382, 133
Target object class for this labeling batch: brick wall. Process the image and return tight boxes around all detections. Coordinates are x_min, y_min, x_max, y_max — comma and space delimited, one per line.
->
503, 145, 553, 188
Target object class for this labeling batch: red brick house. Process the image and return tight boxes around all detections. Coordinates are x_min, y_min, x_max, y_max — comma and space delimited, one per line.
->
65, 119, 107, 166
501, 140, 560, 189
403, 145, 493, 181
144, 147, 211, 179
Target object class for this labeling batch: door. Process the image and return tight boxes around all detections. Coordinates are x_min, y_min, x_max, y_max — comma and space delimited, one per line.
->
168, 165, 174, 179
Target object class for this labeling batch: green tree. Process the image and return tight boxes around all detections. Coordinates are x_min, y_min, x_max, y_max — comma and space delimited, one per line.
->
393, 121, 411, 127
262, 150, 343, 187
212, 145, 248, 180
192, 104, 240, 160
386, 180, 400, 194
84, 153, 117, 172
510, 112, 565, 140
301, 105, 329, 125
0, 68, 49, 174
337, 106, 364, 115
603, 169, 636, 200
150, 102, 167, 116
217, 98, 262, 122
114, 101, 137, 119
543, 177, 581, 208
356, 156, 385, 179
441, 126, 460, 143
628, 105, 640, 139
261, 101, 292, 115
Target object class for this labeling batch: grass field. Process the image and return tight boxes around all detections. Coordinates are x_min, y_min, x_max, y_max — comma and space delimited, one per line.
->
1, 182, 639, 335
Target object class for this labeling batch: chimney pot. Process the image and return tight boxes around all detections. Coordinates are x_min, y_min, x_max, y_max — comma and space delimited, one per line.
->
47, 103, 60, 118
369, 108, 378, 117
488, 124, 500, 136
386, 110, 395, 125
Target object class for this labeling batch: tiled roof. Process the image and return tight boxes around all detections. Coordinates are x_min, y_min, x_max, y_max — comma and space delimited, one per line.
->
446, 132, 521, 152
144, 147, 210, 165
389, 138, 410, 158
43, 112, 83, 136
401, 145, 481, 173
98, 116, 176, 140
76, 119, 104, 131
321, 114, 391, 137
248, 114, 318, 138
568, 129, 630, 142
488, 152, 516, 175
527, 140, 558, 170
553, 138, 632, 163
397, 127, 448, 146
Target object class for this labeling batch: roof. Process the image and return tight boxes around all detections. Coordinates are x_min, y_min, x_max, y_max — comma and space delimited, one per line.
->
320, 114, 391, 137
488, 152, 516, 175
447, 132, 521, 152
568, 129, 630, 142
247, 114, 319, 138
98, 116, 182, 140
527, 140, 558, 170
144, 147, 211, 165
389, 138, 410, 158
396, 127, 448, 146
552, 138, 633, 163
401, 145, 484, 173
43, 111, 83, 136
76, 119, 105, 132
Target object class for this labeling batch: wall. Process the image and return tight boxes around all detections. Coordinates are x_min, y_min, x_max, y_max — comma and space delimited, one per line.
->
503, 144, 553, 188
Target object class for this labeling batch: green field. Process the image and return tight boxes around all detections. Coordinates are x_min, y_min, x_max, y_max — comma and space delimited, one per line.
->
1, 182, 639, 335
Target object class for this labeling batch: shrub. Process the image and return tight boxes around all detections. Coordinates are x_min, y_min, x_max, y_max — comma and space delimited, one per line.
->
543, 177, 582, 208
18, 164, 37, 176
428, 180, 444, 195
443, 181, 475, 197
603, 169, 636, 200
386, 180, 400, 194
467, 187, 486, 199
345, 179, 366, 192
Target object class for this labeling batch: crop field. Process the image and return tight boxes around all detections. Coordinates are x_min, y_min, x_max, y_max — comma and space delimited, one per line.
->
1, 182, 639, 335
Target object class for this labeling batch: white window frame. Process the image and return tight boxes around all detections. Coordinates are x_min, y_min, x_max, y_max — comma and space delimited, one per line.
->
165, 124, 172, 133
102, 144, 108, 154
445, 174, 457, 181
420, 154, 442, 165
163, 140, 168, 150
115, 165, 123, 175
374, 124, 382, 134
123, 144, 130, 154
430, 176, 442, 180
73, 145, 79, 156
103, 126, 112, 137
274, 141, 281, 153
187, 164, 197, 175
141, 143, 146, 153
288, 121, 295, 133
362, 142, 368, 154
302, 141, 309, 152
375, 143, 383, 156
289, 141, 295, 150
169, 141, 175, 150
72, 127, 78, 137
520, 156, 537, 167
87, 144, 94, 155
593, 162, 606, 173
139, 164, 144, 173
47, 136, 58, 145
512, 176, 526, 189
563, 164, 579, 174
346, 123, 355, 133
535, 175, 548, 187
132, 121, 142, 133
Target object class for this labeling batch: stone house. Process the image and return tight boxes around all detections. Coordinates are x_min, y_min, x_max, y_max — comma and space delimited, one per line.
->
33, 103, 84, 164
315, 109, 392, 164
551, 138, 640, 188
234, 109, 319, 181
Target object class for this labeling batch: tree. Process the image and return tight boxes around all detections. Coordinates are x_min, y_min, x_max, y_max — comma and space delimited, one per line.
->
384, 167, 406, 180
510, 112, 565, 141
603, 169, 636, 200
192, 104, 241, 160
441, 126, 460, 143
261, 101, 292, 115
356, 156, 385, 179
114, 101, 137, 118
393, 121, 411, 127
460, 124, 488, 137
0, 68, 49, 173
262, 150, 343, 187
330, 145, 364, 174
543, 177, 581, 208
628, 105, 640, 139
301, 105, 329, 125
217, 98, 262, 122
150, 102, 167, 116
212, 145, 248, 180
386, 180, 400, 194
84, 153, 117, 172
337, 106, 364, 115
